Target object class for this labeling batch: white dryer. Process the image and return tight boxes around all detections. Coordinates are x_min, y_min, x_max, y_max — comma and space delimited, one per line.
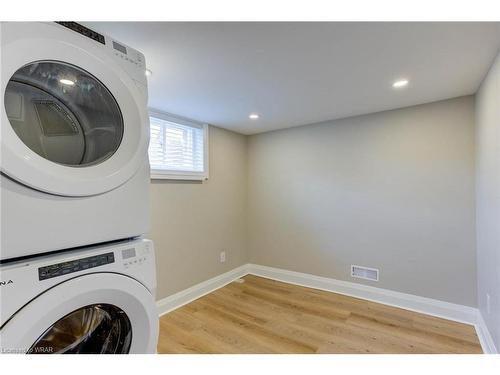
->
1, 22, 150, 260
0, 238, 159, 354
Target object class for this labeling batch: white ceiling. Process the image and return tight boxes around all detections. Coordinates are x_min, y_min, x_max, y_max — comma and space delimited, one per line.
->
86, 22, 499, 135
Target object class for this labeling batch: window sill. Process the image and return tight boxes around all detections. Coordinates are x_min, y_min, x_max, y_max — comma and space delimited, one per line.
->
150, 172, 208, 181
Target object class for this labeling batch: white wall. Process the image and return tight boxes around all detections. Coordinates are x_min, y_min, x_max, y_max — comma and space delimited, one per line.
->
248, 96, 477, 306
149, 126, 248, 300
150, 95, 484, 311
475, 52, 500, 349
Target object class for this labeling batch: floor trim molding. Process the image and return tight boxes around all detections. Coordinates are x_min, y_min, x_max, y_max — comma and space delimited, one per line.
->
156, 264, 249, 317
475, 311, 498, 354
246, 264, 478, 325
156, 263, 495, 354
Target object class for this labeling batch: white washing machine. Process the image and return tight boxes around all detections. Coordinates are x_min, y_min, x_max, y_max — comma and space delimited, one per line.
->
1, 22, 150, 261
0, 238, 159, 354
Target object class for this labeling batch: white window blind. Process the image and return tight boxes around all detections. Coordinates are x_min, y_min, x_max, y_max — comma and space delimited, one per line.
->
148, 111, 208, 180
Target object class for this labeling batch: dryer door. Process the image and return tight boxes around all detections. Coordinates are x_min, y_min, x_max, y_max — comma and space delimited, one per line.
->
0, 273, 159, 354
1, 23, 149, 197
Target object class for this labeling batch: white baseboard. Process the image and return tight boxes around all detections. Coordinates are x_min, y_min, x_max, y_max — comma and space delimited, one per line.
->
156, 264, 249, 317
475, 311, 498, 354
246, 264, 478, 325
156, 262, 495, 354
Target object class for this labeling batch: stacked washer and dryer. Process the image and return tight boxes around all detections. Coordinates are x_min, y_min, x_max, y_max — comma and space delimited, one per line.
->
0, 22, 159, 353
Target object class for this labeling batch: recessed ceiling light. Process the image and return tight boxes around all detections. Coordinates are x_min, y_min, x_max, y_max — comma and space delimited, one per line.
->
249, 113, 259, 120
145, 69, 152, 77
392, 79, 409, 88
59, 78, 75, 86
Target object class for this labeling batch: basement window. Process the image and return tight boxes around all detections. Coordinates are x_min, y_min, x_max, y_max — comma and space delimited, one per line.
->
148, 110, 209, 180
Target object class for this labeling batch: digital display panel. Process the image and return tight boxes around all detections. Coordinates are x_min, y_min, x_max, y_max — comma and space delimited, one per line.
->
113, 41, 127, 55
122, 248, 136, 259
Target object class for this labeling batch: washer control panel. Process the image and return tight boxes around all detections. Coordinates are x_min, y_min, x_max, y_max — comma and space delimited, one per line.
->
122, 245, 150, 268
38, 252, 115, 281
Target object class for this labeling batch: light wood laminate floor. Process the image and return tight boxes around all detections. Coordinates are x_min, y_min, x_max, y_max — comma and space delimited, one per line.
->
157, 275, 482, 354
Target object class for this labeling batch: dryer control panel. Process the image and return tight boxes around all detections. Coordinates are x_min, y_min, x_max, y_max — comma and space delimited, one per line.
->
55, 22, 105, 44
53, 21, 147, 83
110, 40, 146, 69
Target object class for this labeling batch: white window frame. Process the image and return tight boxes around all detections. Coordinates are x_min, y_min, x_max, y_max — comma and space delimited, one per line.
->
148, 109, 209, 181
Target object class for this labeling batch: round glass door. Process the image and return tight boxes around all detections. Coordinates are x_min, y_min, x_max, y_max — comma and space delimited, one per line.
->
28, 304, 132, 354
4, 61, 123, 167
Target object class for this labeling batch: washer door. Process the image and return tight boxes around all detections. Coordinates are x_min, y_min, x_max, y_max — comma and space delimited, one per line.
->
1, 26, 149, 196
0, 273, 159, 354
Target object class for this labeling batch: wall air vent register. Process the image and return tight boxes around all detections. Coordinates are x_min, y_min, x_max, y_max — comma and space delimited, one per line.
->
351, 265, 379, 281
